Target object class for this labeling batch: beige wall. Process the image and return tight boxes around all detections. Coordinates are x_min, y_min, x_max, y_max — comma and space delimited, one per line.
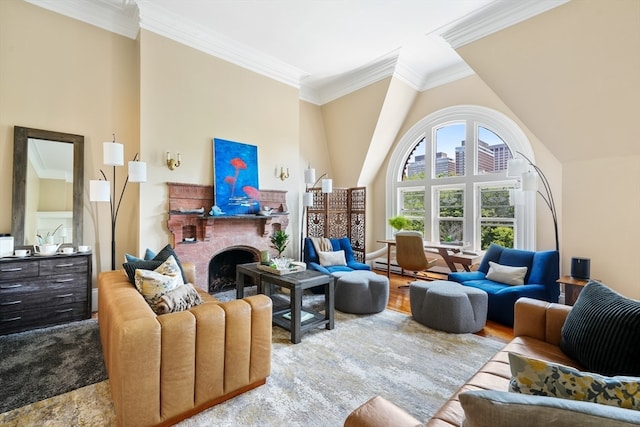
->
0, 0, 139, 277
137, 30, 301, 258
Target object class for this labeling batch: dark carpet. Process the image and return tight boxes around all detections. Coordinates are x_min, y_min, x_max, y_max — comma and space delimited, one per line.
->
0, 319, 107, 413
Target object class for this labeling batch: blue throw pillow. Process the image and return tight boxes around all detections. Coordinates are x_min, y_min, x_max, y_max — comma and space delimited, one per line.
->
124, 248, 157, 263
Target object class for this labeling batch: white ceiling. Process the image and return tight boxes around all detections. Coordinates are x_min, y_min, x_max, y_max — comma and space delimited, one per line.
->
26, 0, 567, 104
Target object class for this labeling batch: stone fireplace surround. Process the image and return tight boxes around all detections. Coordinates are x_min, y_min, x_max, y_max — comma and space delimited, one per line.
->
167, 183, 289, 292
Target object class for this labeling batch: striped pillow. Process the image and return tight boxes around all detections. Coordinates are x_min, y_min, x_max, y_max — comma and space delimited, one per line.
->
560, 280, 640, 376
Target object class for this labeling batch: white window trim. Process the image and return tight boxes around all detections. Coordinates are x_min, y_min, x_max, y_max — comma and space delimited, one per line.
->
386, 105, 536, 250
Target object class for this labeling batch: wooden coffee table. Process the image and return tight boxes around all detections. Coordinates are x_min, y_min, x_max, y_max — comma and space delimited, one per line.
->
236, 263, 335, 344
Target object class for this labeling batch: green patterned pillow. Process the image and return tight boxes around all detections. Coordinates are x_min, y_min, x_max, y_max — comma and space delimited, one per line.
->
134, 255, 185, 312
508, 352, 640, 410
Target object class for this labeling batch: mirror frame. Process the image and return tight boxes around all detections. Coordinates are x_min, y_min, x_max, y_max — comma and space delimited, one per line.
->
12, 126, 84, 247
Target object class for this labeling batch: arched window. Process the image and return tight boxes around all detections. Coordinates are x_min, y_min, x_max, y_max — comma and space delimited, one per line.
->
386, 105, 536, 250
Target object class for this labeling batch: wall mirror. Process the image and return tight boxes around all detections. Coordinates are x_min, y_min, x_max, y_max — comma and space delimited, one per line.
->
12, 126, 84, 247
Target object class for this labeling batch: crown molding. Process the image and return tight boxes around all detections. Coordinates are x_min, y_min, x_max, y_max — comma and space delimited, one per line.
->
420, 62, 476, 92
137, 1, 305, 88
25, 0, 139, 39
300, 52, 399, 105
441, 0, 569, 49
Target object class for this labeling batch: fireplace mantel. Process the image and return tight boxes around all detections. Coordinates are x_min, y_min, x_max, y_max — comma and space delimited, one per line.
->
166, 182, 288, 290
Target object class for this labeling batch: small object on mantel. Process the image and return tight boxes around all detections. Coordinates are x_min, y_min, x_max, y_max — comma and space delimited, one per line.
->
209, 205, 225, 216
178, 207, 205, 214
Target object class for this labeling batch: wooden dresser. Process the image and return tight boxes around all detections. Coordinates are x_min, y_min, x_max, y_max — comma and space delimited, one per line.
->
0, 252, 92, 335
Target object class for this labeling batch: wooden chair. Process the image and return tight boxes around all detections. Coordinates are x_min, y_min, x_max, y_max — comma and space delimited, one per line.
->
395, 231, 438, 287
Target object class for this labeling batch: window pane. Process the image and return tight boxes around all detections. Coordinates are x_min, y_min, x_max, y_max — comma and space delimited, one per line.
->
437, 188, 464, 242
480, 186, 514, 249
400, 189, 425, 233
477, 126, 513, 174
435, 124, 465, 178
402, 138, 426, 181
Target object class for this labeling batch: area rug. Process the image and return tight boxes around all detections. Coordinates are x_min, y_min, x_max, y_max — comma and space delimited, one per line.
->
0, 318, 107, 413
0, 301, 503, 427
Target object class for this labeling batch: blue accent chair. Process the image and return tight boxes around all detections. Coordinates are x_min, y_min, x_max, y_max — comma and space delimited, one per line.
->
304, 237, 371, 274
447, 244, 559, 327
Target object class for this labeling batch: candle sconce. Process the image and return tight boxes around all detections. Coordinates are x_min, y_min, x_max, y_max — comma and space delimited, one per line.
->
278, 167, 290, 181
167, 152, 181, 170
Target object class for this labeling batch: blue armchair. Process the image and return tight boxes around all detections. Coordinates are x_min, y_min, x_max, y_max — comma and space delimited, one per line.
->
304, 237, 370, 274
448, 244, 559, 326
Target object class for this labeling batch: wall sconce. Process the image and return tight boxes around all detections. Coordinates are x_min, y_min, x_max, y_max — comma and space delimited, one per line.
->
90, 134, 147, 270
278, 167, 290, 181
167, 152, 181, 170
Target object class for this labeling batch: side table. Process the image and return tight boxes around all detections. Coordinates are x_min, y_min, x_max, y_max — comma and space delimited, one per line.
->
557, 275, 589, 306
236, 263, 335, 344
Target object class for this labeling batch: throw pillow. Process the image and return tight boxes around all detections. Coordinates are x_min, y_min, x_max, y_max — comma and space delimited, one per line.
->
124, 248, 157, 263
134, 255, 185, 312
560, 280, 640, 376
153, 244, 188, 283
123, 260, 163, 284
154, 283, 203, 315
459, 390, 640, 427
508, 352, 640, 410
485, 261, 527, 286
318, 250, 347, 267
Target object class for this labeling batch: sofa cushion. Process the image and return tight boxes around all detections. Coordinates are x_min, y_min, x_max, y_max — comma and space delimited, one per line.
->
460, 390, 640, 427
124, 248, 157, 263
560, 281, 640, 376
508, 352, 640, 410
486, 262, 527, 286
319, 250, 347, 267
123, 244, 187, 284
123, 260, 163, 284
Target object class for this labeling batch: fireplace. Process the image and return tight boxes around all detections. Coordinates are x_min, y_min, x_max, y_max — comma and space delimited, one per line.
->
167, 183, 289, 291
208, 246, 258, 293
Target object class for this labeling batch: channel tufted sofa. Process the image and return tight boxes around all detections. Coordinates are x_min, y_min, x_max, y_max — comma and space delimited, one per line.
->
98, 262, 272, 427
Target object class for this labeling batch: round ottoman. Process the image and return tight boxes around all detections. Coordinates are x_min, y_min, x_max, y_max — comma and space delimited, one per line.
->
333, 271, 389, 314
409, 280, 487, 333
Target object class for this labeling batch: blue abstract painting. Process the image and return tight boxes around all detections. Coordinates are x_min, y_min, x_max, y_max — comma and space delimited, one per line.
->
213, 138, 260, 215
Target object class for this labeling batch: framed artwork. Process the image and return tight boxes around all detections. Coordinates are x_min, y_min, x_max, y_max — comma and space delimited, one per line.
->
213, 138, 260, 215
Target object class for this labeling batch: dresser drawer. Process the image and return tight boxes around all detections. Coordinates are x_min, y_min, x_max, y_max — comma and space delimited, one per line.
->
0, 261, 39, 280
39, 257, 89, 275
0, 279, 88, 314
0, 302, 88, 335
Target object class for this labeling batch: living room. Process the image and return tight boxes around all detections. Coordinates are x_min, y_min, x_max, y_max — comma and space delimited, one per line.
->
0, 0, 639, 425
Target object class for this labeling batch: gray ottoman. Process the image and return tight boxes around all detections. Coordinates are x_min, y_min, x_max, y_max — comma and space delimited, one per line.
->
410, 280, 487, 333
333, 271, 389, 314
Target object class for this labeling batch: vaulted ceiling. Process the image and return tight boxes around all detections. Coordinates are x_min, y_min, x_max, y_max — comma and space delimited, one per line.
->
26, 0, 567, 104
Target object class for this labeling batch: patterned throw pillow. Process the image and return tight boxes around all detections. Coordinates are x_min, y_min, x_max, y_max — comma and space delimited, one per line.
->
134, 255, 185, 312
508, 352, 640, 410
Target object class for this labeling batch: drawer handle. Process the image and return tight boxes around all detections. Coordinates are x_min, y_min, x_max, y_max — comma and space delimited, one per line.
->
0, 284, 23, 289
56, 308, 73, 313
55, 263, 75, 268
1, 300, 21, 306
55, 278, 74, 283
1, 267, 23, 272
55, 293, 74, 298
1, 316, 22, 322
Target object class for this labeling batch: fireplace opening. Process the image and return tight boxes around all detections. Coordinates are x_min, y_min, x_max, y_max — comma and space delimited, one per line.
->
208, 247, 259, 293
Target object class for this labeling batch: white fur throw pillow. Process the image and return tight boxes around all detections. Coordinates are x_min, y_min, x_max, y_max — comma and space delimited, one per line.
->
318, 250, 347, 267
486, 261, 528, 286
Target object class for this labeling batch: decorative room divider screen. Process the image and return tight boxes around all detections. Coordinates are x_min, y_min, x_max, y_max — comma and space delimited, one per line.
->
306, 187, 366, 263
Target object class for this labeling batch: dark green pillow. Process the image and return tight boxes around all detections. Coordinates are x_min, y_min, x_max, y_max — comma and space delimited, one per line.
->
560, 280, 640, 376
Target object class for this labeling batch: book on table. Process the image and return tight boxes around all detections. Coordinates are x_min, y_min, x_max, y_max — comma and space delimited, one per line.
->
282, 310, 314, 322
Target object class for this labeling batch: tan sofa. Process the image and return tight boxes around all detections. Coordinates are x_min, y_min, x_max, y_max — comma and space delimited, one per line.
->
98, 263, 272, 427
345, 297, 581, 427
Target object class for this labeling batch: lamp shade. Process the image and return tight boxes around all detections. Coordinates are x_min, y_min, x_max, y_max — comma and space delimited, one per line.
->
128, 160, 147, 183
89, 180, 110, 202
321, 178, 333, 193
506, 158, 527, 178
302, 192, 314, 207
103, 142, 124, 166
521, 170, 538, 192
304, 167, 316, 185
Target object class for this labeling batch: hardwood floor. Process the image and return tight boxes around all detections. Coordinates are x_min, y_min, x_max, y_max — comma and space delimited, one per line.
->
384, 270, 514, 342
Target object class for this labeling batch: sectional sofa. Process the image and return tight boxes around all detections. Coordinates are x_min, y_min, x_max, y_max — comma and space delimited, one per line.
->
98, 262, 272, 427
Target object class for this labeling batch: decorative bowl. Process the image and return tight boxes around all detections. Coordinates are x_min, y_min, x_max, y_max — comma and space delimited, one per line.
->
271, 257, 292, 270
